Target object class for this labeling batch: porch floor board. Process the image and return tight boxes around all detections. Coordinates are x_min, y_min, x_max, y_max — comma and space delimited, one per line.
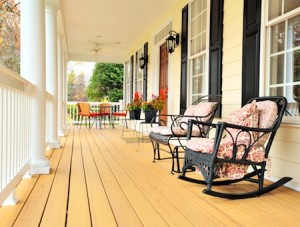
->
0, 126, 300, 226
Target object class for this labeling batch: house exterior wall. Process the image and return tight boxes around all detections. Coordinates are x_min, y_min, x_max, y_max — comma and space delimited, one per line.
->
222, 0, 243, 117
126, 0, 300, 191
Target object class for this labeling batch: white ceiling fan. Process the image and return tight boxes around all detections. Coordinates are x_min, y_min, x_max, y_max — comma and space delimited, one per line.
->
92, 43, 102, 55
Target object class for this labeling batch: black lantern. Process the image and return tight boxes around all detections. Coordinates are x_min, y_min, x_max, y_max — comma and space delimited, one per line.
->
139, 53, 148, 69
166, 30, 179, 54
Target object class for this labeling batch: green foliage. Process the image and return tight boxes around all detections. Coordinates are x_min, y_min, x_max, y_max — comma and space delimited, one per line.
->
87, 63, 123, 102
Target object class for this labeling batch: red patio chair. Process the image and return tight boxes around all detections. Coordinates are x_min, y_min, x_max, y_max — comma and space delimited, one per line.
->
99, 103, 112, 128
77, 102, 101, 129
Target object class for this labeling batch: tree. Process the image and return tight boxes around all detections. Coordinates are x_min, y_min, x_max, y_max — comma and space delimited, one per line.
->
67, 70, 88, 101
87, 63, 123, 102
0, 0, 20, 73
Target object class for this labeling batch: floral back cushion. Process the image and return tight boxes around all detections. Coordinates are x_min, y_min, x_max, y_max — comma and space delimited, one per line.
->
180, 102, 218, 127
225, 100, 259, 145
255, 100, 278, 147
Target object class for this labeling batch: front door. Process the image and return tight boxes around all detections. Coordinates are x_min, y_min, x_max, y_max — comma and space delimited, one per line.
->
159, 43, 168, 124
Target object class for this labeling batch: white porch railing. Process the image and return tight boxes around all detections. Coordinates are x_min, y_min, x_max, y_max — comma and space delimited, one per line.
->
67, 100, 125, 125
0, 67, 33, 205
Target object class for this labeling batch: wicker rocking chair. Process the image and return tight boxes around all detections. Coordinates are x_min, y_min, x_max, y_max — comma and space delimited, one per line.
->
179, 96, 292, 199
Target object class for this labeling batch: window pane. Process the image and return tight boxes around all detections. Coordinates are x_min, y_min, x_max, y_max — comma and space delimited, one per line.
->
287, 15, 300, 49
284, 0, 300, 14
293, 85, 300, 102
191, 19, 196, 37
271, 22, 285, 53
192, 57, 204, 75
198, 0, 202, 12
196, 15, 202, 35
201, 33, 206, 51
270, 87, 283, 96
192, 76, 204, 94
269, 0, 282, 20
267, 2, 300, 118
189, 0, 208, 101
294, 51, 300, 82
202, 11, 206, 31
190, 39, 196, 55
270, 54, 284, 84
191, 0, 197, 18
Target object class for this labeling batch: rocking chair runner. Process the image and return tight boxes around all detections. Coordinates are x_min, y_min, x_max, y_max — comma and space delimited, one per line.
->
179, 96, 292, 199
149, 95, 221, 173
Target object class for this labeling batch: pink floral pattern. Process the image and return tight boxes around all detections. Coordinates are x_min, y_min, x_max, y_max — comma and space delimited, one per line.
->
187, 138, 265, 179
226, 100, 259, 145
151, 102, 217, 136
186, 100, 271, 180
180, 102, 218, 128
151, 126, 200, 136
256, 101, 278, 147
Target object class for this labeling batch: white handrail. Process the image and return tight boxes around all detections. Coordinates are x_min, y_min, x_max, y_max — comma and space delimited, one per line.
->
0, 67, 34, 205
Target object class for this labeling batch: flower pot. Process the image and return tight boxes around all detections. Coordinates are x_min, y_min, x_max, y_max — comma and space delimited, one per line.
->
144, 110, 157, 123
129, 110, 141, 120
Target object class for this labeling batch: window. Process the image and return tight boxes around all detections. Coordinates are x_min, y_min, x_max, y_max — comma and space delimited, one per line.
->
124, 60, 132, 106
189, 0, 209, 102
266, 1, 300, 117
135, 49, 143, 95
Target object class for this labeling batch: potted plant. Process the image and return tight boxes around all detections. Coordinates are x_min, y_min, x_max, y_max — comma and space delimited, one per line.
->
142, 88, 168, 123
127, 91, 143, 119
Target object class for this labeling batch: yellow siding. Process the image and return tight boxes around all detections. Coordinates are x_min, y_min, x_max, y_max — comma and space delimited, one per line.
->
222, 0, 244, 117
270, 125, 300, 187
125, 0, 186, 111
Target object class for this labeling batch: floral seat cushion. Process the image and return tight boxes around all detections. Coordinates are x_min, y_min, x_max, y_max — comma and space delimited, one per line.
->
186, 100, 264, 179
151, 125, 200, 136
187, 137, 265, 179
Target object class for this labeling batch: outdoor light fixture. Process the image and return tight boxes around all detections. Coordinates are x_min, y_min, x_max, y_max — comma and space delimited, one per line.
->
139, 53, 148, 69
166, 30, 179, 54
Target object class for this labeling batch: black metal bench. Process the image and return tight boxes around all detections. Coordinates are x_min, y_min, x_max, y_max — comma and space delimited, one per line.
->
149, 95, 221, 173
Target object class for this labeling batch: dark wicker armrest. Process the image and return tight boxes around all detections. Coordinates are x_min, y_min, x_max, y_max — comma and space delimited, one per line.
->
150, 113, 182, 126
186, 119, 217, 139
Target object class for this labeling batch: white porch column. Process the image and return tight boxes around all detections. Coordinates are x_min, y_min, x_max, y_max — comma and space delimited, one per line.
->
46, 4, 60, 148
20, 0, 50, 174
57, 36, 65, 136
63, 55, 68, 128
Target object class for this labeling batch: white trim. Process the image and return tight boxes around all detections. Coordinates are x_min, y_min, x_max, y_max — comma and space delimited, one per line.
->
187, 0, 210, 104
266, 7, 300, 27
152, 17, 174, 113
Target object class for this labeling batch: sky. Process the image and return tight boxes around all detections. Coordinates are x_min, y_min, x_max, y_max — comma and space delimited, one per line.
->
67, 61, 96, 82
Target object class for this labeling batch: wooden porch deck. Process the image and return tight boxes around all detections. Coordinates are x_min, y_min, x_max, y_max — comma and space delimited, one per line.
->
0, 125, 299, 227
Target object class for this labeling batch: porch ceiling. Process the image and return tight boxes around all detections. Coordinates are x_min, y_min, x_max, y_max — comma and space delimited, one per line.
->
57, 0, 179, 63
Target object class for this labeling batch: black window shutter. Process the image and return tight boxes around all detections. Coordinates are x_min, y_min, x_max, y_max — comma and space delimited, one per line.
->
242, 0, 261, 105
209, 0, 224, 117
180, 5, 188, 114
130, 55, 134, 102
143, 42, 148, 101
